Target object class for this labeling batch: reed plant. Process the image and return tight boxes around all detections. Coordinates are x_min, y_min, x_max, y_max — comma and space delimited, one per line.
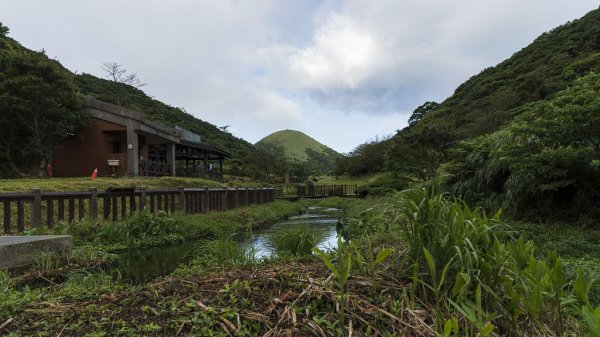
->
384, 187, 600, 336
269, 225, 323, 257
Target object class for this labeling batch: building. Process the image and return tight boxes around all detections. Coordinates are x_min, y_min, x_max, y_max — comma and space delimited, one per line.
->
52, 97, 229, 179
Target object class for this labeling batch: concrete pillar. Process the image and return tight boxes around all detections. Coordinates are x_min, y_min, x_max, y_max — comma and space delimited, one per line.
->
126, 128, 139, 176
167, 143, 176, 176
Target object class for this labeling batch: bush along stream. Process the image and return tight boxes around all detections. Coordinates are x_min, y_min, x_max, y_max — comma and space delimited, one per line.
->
2, 192, 600, 336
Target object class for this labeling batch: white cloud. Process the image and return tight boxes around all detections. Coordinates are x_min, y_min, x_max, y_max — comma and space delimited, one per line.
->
2, 0, 598, 151
288, 14, 382, 90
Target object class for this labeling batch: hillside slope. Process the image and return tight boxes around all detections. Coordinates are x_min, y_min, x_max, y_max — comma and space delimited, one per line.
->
256, 130, 341, 174
385, 7, 600, 177
255, 130, 333, 162
420, 6, 600, 139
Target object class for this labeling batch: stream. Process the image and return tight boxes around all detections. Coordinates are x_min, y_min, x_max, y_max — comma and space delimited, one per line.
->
115, 206, 343, 284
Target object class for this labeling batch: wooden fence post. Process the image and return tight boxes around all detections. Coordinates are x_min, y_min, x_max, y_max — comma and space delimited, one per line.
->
90, 188, 98, 220
222, 189, 228, 211
233, 188, 239, 208
179, 186, 186, 212
32, 188, 42, 228
140, 187, 146, 210
202, 188, 209, 213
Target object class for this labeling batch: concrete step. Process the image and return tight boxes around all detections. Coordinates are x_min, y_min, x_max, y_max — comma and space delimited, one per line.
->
0, 235, 72, 270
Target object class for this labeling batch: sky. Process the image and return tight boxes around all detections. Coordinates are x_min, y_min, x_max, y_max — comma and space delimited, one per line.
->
2, 1, 598, 153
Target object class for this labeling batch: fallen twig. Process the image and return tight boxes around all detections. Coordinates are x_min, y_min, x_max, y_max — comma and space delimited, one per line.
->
0, 318, 13, 331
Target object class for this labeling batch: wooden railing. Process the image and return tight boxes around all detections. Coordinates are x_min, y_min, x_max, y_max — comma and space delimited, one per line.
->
176, 166, 223, 180
296, 184, 358, 198
0, 187, 276, 234
139, 160, 171, 177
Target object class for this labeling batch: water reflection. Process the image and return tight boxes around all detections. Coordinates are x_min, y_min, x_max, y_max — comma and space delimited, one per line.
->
114, 206, 343, 283
246, 207, 342, 258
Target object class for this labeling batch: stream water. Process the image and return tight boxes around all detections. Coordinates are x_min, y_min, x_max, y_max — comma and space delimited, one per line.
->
115, 206, 343, 284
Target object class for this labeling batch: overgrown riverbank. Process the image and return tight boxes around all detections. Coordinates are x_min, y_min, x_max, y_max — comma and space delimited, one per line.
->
2, 192, 600, 336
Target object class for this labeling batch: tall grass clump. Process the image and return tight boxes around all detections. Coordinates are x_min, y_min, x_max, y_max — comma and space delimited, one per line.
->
55, 271, 123, 301
0, 269, 39, 317
269, 225, 323, 257
190, 239, 254, 267
385, 188, 600, 336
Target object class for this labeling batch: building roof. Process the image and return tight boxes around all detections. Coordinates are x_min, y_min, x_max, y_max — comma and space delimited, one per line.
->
85, 96, 229, 158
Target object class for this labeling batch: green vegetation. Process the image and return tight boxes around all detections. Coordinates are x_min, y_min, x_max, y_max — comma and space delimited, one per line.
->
269, 225, 323, 257
256, 129, 341, 177
256, 129, 340, 163
0, 23, 284, 180
0, 176, 229, 192
3, 192, 600, 336
334, 136, 391, 177
328, 7, 600, 221
446, 72, 600, 217
354, 172, 412, 197
0, 29, 87, 177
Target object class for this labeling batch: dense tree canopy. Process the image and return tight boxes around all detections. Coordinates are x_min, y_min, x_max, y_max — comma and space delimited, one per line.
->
0, 35, 86, 176
447, 73, 600, 216
334, 137, 389, 176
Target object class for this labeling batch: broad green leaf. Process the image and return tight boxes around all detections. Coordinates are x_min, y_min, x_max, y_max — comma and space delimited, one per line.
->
312, 247, 337, 274
374, 248, 393, 265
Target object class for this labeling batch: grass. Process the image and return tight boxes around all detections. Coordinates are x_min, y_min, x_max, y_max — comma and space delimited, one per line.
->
256, 129, 334, 162
0, 176, 230, 193
315, 173, 385, 186
512, 220, 600, 304
268, 225, 323, 257
2, 191, 600, 336
28, 200, 305, 251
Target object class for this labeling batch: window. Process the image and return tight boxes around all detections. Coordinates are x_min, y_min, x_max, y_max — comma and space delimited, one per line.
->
111, 141, 122, 154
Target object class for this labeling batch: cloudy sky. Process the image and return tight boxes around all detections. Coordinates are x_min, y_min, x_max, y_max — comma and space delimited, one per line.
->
2, 1, 598, 153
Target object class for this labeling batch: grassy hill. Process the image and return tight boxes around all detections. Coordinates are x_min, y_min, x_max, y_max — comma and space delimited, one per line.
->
255, 130, 333, 162
256, 130, 341, 175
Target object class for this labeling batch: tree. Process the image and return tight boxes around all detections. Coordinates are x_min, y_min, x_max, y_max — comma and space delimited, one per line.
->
447, 72, 600, 216
0, 45, 87, 176
334, 137, 390, 176
385, 125, 453, 180
0, 22, 9, 37
101, 62, 146, 88
408, 101, 439, 126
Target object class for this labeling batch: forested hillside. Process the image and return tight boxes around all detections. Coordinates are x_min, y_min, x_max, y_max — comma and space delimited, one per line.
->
337, 7, 600, 217
388, 7, 600, 177
0, 23, 87, 177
